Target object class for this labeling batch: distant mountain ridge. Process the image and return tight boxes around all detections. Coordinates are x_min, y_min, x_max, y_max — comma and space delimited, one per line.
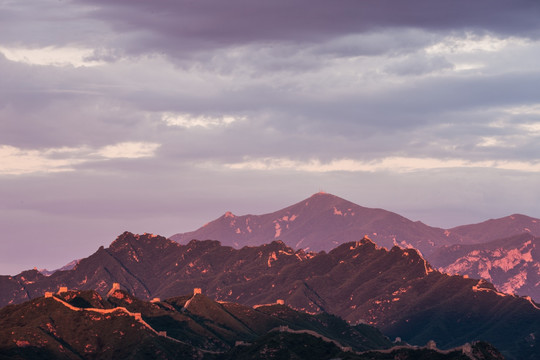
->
0, 232, 538, 359
446, 214, 540, 243
171, 192, 452, 256
170, 192, 540, 256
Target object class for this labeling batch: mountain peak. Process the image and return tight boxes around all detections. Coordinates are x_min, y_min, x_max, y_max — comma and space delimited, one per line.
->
109, 231, 179, 256
310, 190, 331, 197
306, 191, 347, 203
110, 230, 137, 246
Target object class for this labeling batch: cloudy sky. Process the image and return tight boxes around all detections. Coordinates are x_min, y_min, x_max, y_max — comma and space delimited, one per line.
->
1, 0, 540, 274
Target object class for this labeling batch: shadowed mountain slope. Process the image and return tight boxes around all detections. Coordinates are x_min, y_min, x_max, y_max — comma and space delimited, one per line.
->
224, 332, 504, 360
0, 289, 505, 360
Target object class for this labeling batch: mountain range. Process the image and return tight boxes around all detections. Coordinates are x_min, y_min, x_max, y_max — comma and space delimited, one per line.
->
170, 192, 540, 299
1, 232, 538, 359
171, 192, 540, 254
0, 288, 503, 360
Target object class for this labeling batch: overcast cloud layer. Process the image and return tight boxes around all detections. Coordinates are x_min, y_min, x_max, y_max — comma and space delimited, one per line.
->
1, 0, 539, 274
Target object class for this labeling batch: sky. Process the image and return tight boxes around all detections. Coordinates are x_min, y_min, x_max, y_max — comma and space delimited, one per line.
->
1, 0, 540, 275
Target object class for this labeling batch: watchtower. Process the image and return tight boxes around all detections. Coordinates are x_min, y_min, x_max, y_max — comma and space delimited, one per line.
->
107, 283, 121, 297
